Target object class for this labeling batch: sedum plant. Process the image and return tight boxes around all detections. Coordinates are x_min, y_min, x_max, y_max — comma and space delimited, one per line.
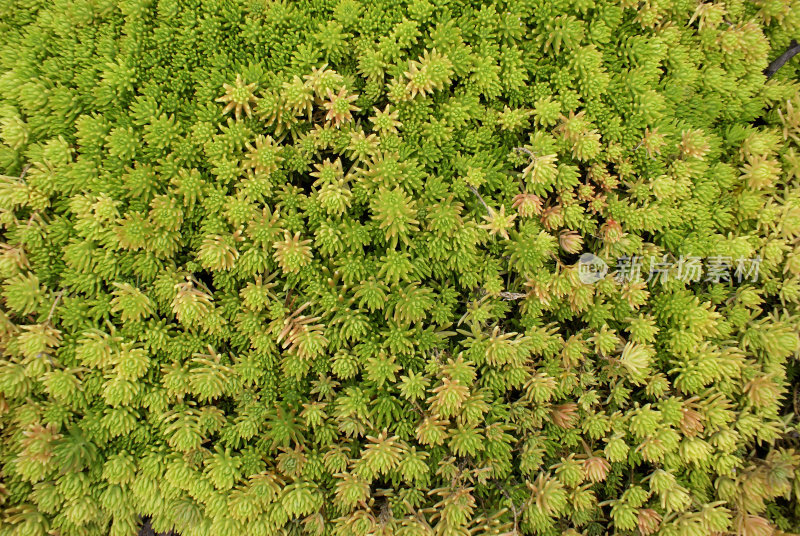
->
1, 0, 800, 535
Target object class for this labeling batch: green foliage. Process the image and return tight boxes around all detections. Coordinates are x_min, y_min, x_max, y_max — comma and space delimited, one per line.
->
1, 0, 800, 535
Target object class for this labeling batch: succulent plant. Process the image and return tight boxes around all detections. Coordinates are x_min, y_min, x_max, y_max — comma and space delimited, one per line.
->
1, 1, 800, 536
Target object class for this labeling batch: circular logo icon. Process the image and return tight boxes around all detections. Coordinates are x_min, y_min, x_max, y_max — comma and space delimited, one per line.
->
578, 253, 608, 284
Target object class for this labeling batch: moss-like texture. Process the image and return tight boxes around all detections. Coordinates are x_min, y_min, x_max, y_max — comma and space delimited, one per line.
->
1, 0, 800, 535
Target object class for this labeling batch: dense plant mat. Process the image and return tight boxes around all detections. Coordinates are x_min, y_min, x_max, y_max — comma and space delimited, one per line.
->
2, 0, 800, 535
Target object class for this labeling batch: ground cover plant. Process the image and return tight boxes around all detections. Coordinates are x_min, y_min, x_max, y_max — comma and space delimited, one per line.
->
2, 0, 800, 535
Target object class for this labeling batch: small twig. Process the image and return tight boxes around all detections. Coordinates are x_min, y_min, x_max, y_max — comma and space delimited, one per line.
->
468, 186, 491, 215
765, 40, 800, 79
794, 383, 799, 419
410, 400, 425, 417
25, 213, 37, 227
492, 479, 521, 535
46, 290, 64, 324
499, 291, 527, 301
